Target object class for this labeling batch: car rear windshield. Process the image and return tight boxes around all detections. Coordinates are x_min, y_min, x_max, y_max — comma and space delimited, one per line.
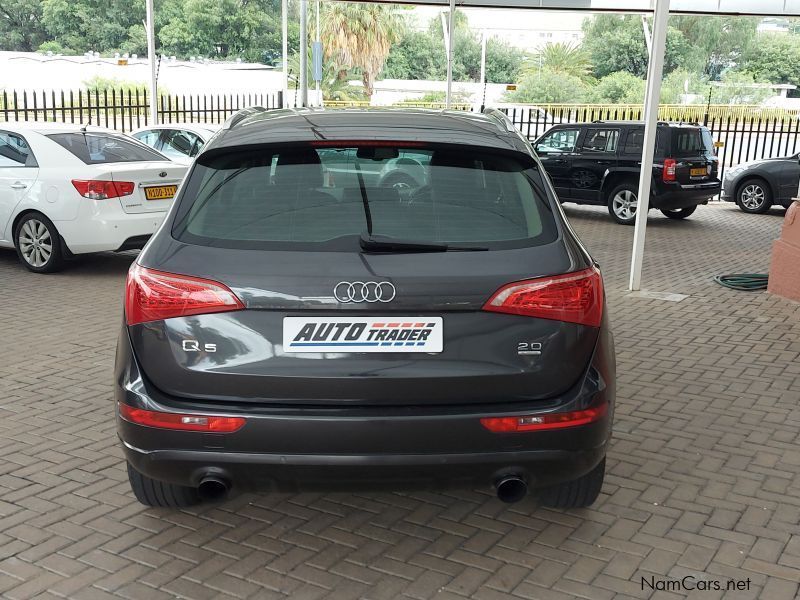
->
670, 128, 713, 157
47, 133, 167, 164
172, 144, 558, 251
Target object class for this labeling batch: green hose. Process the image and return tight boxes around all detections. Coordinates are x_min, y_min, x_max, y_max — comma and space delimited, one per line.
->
713, 274, 769, 291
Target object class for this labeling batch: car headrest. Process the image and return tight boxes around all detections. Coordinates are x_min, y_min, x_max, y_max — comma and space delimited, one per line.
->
429, 151, 480, 199
274, 147, 324, 188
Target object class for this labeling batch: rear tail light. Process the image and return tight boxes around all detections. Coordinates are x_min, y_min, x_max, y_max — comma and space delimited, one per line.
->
480, 399, 608, 433
482, 267, 603, 327
119, 403, 245, 433
662, 159, 677, 182
125, 264, 244, 325
72, 179, 135, 199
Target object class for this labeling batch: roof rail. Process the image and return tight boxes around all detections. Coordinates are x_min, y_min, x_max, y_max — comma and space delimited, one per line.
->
223, 106, 268, 130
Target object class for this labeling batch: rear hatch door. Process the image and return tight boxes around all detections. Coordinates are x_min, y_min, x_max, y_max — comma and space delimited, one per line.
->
669, 127, 719, 184
128, 142, 601, 407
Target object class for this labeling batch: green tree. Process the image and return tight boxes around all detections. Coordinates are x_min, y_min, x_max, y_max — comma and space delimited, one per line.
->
41, 0, 144, 55
586, 71, 645, 104
525, 42, 591, 82
0, 0, 47, 52
383, 14, 524, 83
581, 15, 690, 79
287, 51, 366, 102
505, 69, 587, 104
670, 15, 759, 80
485, 38, 525, 83
710, 70, 774, 104
383, 30, 443, 80
321, 2, 403, 97
740, 33, 800, 84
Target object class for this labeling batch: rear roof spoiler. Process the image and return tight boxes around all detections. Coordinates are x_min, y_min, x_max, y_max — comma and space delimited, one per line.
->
223, 106, 268, 130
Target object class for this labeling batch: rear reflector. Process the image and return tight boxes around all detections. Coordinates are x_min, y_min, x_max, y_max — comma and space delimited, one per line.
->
125, 264, 244, 325
482, 267, 603, 327
119, 403, 245, 433
480, 401, 608, 433
662, 159, 677, 182
72, 179, 135, 199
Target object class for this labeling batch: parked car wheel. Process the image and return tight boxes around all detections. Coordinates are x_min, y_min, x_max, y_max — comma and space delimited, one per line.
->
736, 178, 772, 214
14, 212, 65, 273
539, 457, 605, 508
660, 206, 697, 220
607, 183, 639, 225
127, 463, 200, 507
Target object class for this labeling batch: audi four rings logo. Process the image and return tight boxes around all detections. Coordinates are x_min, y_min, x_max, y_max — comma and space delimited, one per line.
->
334, 281, 396, 303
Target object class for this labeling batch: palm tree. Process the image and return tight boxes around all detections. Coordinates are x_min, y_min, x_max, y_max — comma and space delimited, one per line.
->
287, 52, 367, 103
320, 3, 404, 98
524, 42, 592, 82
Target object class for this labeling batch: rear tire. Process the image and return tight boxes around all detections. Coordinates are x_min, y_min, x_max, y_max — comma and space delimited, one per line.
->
660, 206, 697, 219
736, 178, 772, 214
607, 183, 639, 225
127, 463, 200, 507
14, 212, 65, 273
538, 457, 605, 509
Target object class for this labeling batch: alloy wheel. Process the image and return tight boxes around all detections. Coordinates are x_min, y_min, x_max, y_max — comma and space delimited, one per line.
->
18, 219, 53, 268
740, 184, 765, 210
612, 190, 638, 221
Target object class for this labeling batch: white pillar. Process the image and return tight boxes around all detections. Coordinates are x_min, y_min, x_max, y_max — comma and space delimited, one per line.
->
282, 0, 288, 107
445, 0, 455, 109
299, 0, 308, 108
315, 0, 321, 106
629, 0, 670, 291
145, 0, 157, 125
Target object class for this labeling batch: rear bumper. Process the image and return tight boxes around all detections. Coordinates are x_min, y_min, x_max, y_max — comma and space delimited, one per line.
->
651, 180, 721, 210
115, 320, 616, 493
56, 199, 166, 254
121, 441, 607, 493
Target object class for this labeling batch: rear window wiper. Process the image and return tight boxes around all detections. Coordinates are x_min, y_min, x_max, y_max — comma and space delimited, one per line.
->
359, 232, 488, 253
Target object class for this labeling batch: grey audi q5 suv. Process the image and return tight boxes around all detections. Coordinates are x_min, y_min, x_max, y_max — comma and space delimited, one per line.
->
115, 107, 616, 509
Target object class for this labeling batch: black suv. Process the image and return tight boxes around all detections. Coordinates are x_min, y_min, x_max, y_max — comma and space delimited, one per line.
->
534, 121, 721, 224
115, 107, 615, 509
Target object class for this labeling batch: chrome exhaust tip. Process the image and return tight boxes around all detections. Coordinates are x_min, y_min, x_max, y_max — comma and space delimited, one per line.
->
495, 475, 528, 503
197, 476, 230, 502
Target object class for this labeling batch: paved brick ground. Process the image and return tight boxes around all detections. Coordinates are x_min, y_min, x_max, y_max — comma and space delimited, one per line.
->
1, 202, 799, 600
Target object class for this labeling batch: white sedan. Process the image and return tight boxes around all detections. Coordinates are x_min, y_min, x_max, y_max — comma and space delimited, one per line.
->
0, 122, 187, 273
130, 123, 219, 164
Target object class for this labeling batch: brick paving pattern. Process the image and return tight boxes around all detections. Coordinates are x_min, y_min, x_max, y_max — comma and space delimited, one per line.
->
1, 202, 799, 600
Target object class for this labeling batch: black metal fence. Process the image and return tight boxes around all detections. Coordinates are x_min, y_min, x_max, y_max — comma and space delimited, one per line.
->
2, 90, 799, 176
0, 89, 283, 132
